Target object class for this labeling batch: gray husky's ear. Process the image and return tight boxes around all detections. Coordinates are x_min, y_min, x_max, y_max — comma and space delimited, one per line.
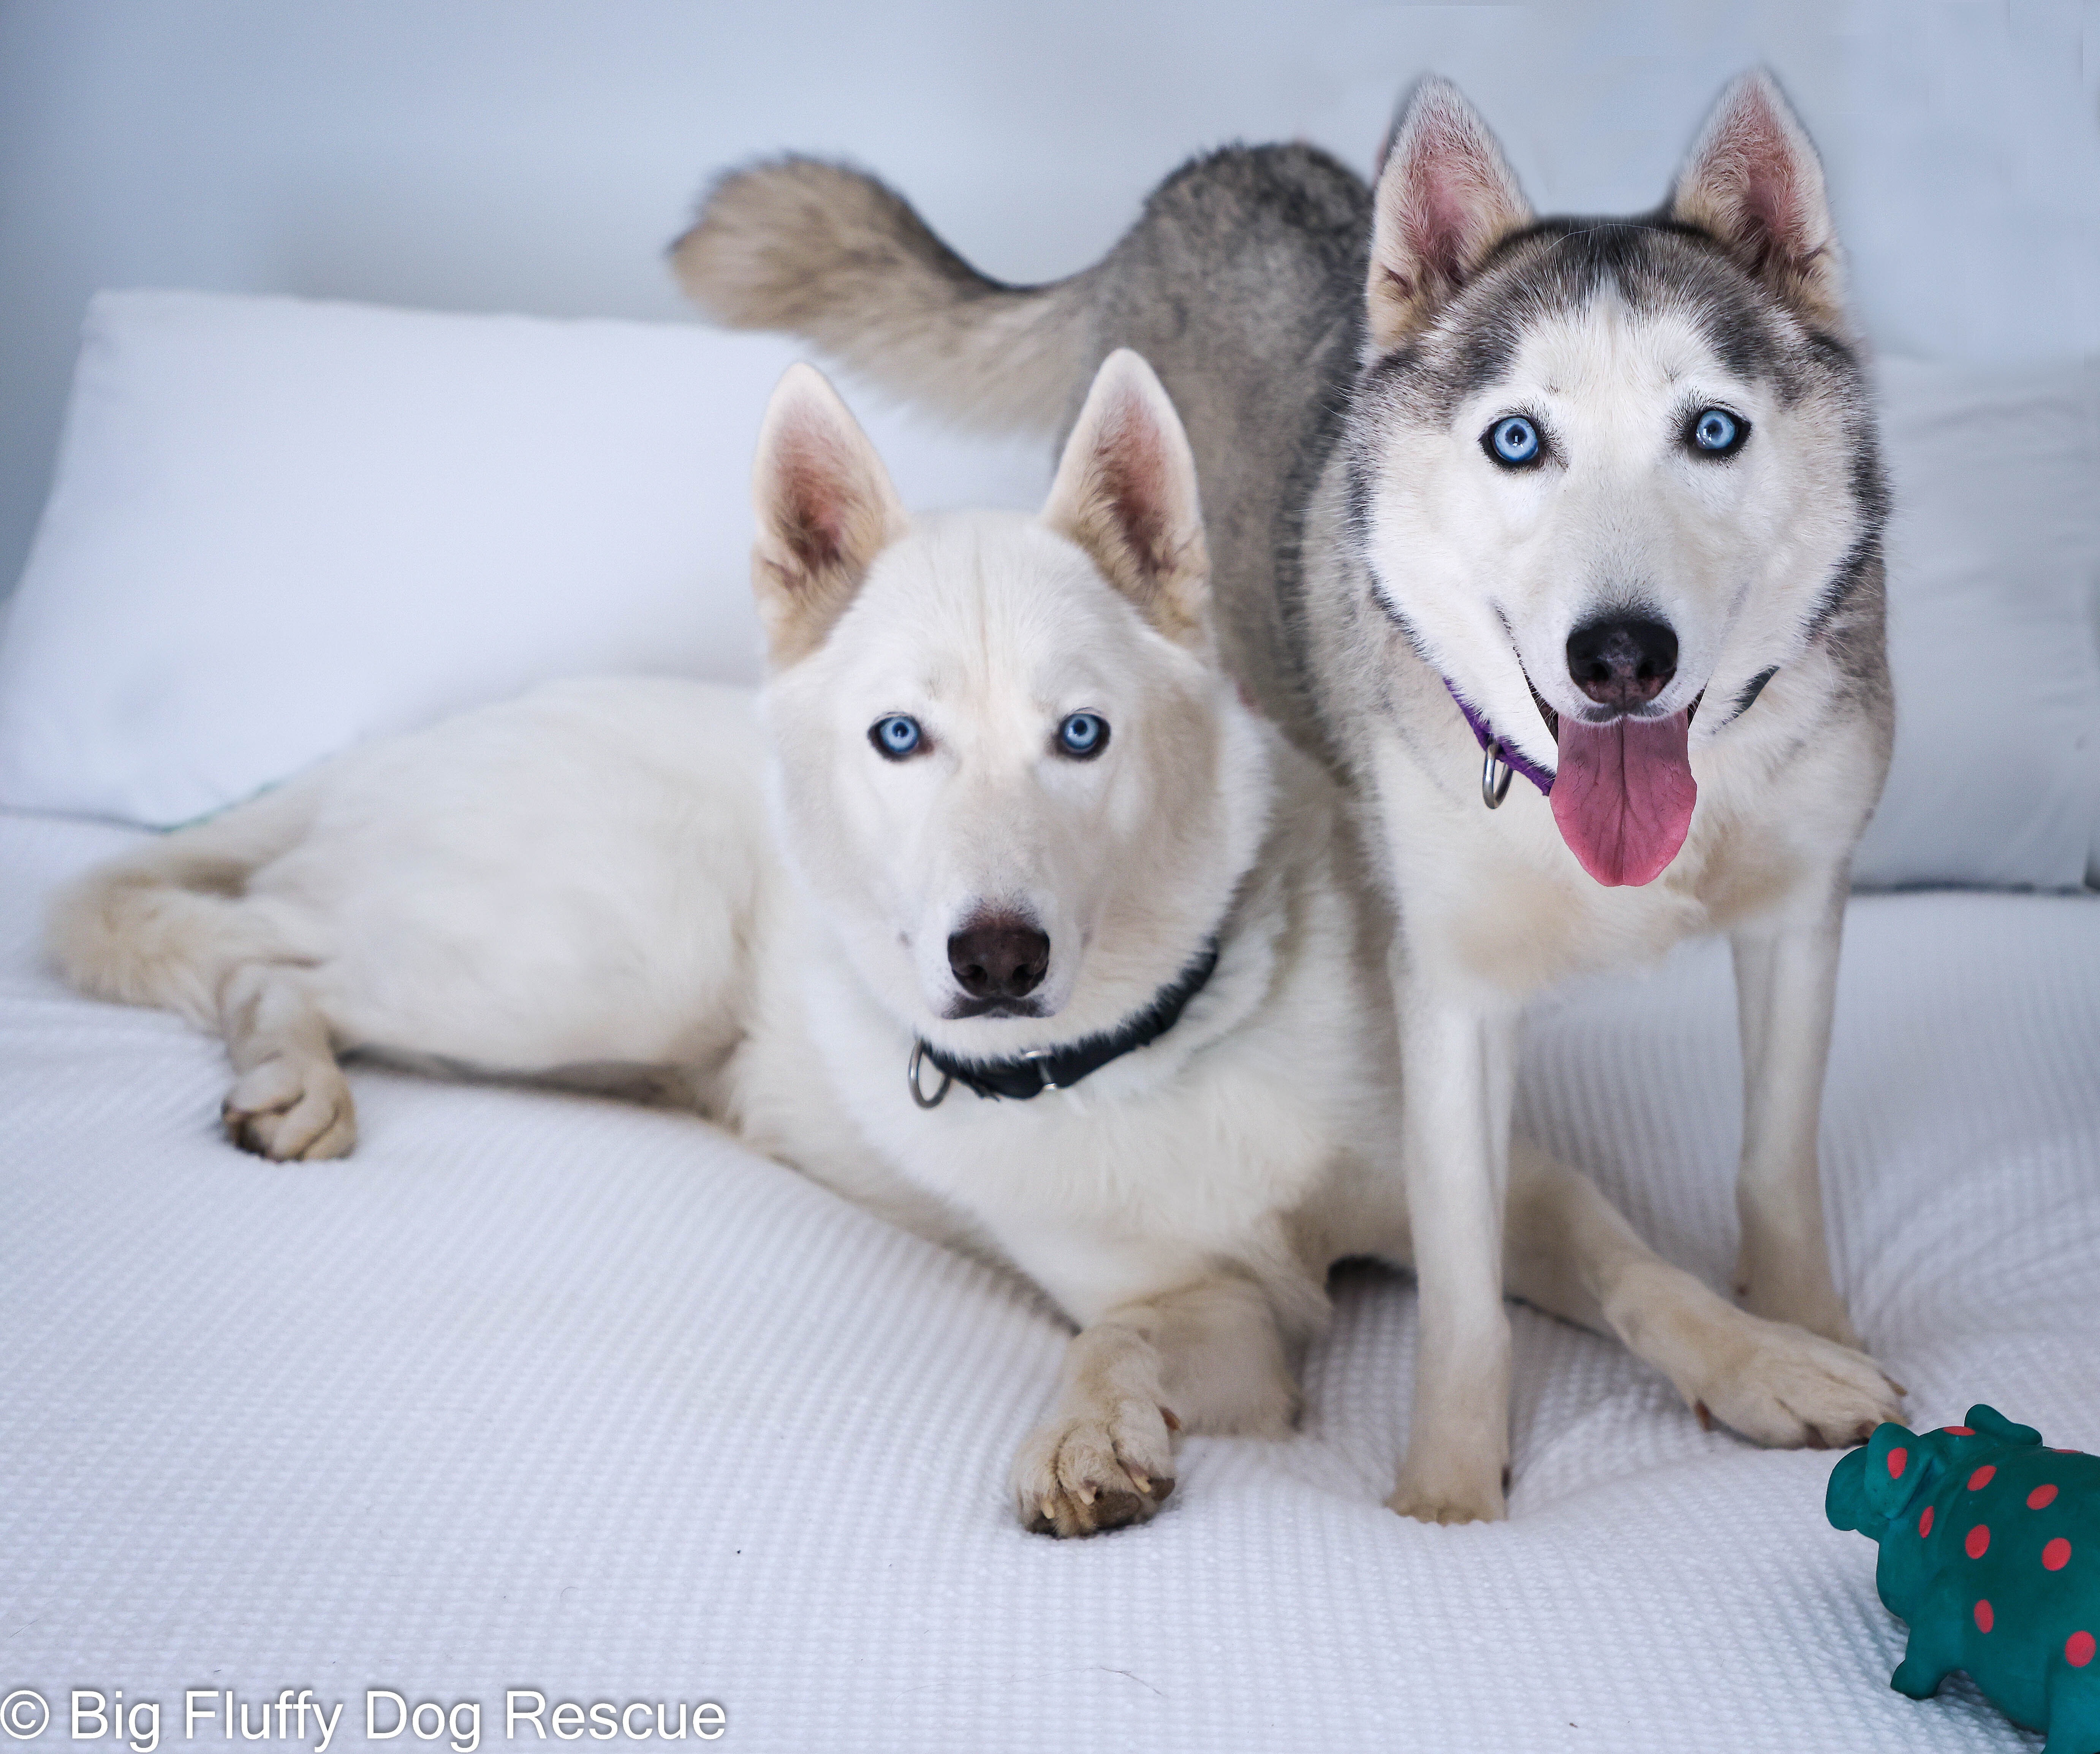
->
750, 363, 908, 666
1041, 349, 1210, 646
1670, 71, 1848, 335
1366, 77, 1532, 355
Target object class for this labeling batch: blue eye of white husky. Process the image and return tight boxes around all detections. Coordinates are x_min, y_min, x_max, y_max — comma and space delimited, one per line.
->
1483, 415, 1542, 468
1689, 407, 1749, 457
869, 715, 924, 759
1056, 712, 1109, 759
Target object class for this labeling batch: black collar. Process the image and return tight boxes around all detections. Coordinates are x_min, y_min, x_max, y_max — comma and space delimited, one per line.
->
909, 941, 1221, 1105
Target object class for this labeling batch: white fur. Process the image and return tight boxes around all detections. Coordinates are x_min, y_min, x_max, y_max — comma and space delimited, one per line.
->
51, 353, 1899, 1535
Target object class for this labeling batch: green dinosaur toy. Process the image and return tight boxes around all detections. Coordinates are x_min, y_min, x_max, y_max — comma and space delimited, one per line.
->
1828, 1404, 2099, 1753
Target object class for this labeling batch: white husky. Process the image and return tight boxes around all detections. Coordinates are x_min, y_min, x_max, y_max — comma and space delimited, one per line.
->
53, 353, 1898, 1534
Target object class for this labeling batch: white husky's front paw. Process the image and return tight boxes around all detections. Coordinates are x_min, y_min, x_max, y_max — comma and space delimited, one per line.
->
1682, 1312, 1902, 1450
1013, 1398, 1177, 1539
222, 1055, 356, 1160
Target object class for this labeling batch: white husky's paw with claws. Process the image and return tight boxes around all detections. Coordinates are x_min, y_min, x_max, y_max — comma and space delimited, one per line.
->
1013, 1399, 1178, 1538
222, 1055, 356, 1161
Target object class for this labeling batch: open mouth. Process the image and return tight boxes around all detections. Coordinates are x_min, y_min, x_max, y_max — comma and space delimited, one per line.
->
1526, 675, 1705, 890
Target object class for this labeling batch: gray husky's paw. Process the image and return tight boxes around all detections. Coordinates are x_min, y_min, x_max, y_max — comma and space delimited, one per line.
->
1682, 1314, 1902, 1451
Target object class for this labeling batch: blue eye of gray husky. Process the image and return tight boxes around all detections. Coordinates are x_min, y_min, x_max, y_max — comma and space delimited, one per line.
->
1483, 415, 1542, 469
869, 715, 924, 759
1689, 407, 1749, 457
1056, 712, 1109, 759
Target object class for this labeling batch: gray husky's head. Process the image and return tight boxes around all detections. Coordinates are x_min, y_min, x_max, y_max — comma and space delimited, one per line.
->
1349, 72, 1883, 887
750, 351, 1271, 1056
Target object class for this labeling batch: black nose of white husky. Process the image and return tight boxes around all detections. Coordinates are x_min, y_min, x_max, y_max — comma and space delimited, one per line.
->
1566, 615, 1679, 711
949, 915, 1051, 1002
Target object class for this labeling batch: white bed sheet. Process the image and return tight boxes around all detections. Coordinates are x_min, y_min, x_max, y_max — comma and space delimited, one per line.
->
3, 807, 2096, 1753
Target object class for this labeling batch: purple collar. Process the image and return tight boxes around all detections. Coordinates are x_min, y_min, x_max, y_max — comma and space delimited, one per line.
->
1443, 677, 1555, 796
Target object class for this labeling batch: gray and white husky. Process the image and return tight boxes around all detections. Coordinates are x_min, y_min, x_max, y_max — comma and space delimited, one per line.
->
675, 71, 1896, 1520
53, 353, 1895, 1535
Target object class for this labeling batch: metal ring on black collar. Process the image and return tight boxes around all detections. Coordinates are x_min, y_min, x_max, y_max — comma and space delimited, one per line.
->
1016, 1045, 1062, 1093
1482, 741, 1514, 810
907, 1041, 953, 1109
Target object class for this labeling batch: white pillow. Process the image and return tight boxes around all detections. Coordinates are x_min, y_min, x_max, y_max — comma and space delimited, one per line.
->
0, 291, 1052, 826
1852, 355, 2100, 890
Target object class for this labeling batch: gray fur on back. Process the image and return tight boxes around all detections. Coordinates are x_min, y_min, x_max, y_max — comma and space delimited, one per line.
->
1071, 147, 1373, 753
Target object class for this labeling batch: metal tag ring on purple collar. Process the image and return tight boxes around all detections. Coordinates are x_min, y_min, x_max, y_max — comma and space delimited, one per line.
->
1482, 742, 1514, 809
1444, 677, 1555, 799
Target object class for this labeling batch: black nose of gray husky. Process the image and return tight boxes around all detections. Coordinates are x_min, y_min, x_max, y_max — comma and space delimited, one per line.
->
949, 916, 1051, 1000
1566, 616, 1679, 711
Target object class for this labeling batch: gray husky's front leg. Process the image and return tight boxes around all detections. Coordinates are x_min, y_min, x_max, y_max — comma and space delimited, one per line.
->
1731, 885, 1862, 1349
1390, 975, 1520, 1523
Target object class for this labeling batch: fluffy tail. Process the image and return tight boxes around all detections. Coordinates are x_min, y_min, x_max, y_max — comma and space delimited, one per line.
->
672, 157, 1096, 435
48, 782, 320, 1031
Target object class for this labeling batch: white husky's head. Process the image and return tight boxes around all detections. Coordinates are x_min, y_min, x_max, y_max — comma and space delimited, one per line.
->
751, 350, 1272, 1058
1351, 72, 1883, 887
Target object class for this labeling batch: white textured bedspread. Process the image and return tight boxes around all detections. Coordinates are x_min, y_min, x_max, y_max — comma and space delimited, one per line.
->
3, 809, 2096, 1753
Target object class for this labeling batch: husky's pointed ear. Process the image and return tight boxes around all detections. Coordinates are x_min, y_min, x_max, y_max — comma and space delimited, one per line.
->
1669, 71, 1848, 334
750, 363, 908, 666
1040, 350, 1209, 645
1366, 77, 1532, 355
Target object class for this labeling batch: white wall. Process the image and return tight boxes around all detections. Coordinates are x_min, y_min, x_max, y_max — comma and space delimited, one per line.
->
3, 0, 2096, 597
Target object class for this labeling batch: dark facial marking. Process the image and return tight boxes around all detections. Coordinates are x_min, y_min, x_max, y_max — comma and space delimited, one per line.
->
1357, 219, 1807, 428
1801, 393, 1890, 642
1802, 530, 1883, 643
1363, 568, 1439, 668
1729, 665, 1780, 722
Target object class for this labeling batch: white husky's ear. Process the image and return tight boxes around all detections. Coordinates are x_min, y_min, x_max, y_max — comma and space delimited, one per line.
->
1366, 77, 1532, 355
1040, 349, 1209, 646
750, 363, 908, 666
1669, 71, 1848, 334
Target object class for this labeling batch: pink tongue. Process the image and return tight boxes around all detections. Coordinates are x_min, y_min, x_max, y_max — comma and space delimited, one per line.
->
1549, 712, 1696, 887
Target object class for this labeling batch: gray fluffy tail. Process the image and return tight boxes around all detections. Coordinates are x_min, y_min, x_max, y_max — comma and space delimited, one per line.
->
48, 783, 319, 1031
671, 157, 1095, 435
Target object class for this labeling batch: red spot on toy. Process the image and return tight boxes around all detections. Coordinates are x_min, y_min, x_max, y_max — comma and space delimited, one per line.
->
2029, 1484, 2059, 1510
1969, 1465, 1997, 1491
1967, 1525, 1992, 1559
2069, 1631, 2096, 1669
1975, 1599, 1994, 1633
1919, 1506, 1935, 1538
2044, 1539, 2071, 1572
1943, 1426, 1974, 1436
1888, 1447, 1909, 1479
